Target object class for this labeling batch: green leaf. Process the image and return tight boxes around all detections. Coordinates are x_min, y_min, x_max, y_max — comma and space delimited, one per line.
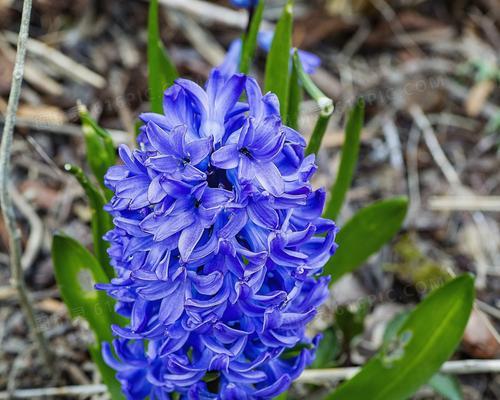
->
306, 114, 331, 157
323, 197, 408, 285
273, 392, 288, 400
264, 0, 293, 117
280, 342, 314, 360
323, 99, 364, 220
383, 311, 410, 345
148, 0, 163, 113
65, 164, 114, 280
292, 51, 333, 114
429, 373, 463, 400
311, 328, 341, 369
134, 119, 144, 140
384, 311, 463, 400
239, 0, 265, 75
382, 311, 463, 400
148, 0, 178, 113
52, 234, 114, 332
52, 234, 124, 399
89, 346, 125, 400
79, 105, 115, 198
326, 274, 474, 400
335, 302, 369, 348
286, 59, 302, 130
291, 51, 334, 156
158, 41, 179, 89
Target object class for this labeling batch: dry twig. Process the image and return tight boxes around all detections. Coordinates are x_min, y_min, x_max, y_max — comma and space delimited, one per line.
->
158, 0, 248, 29
2, 360, 499, 398
429, 195, 500, 212
0, 0, 52, 368
405, 125, 421, 224
165, 10, 226, 67
297, 359, 500, 386
409, 105, 461, 186
0, 384, 107, 399
3, 31, 106, 89
0, 115, 129, 145
0, 36, 64, 96
9, 185, 44, 270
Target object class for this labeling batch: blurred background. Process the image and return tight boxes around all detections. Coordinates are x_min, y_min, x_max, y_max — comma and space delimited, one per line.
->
0, 0, 499, 398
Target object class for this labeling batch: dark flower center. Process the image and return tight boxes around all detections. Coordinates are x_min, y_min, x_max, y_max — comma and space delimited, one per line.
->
206, 166, 232, 190
239, 147, 252, 159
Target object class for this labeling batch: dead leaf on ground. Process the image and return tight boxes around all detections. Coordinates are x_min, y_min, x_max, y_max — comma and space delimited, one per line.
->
20, 180, 61, 211
17, 104, 67, 125
463, 308, 500, 359
465, 80, 496, 117
36, 298, 66, 315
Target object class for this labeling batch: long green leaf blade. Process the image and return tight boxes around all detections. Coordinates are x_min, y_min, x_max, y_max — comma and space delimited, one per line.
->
287, 59, 302, 130
323, 197, 408, 285
264, 0, 293, 117
306, 114, 331, 156
429, 373, 463, 400
89, 346, 125, 400
240, 0, 265, 75
148, 0, 178, 113
326, 274, 474, 400
52, 234, 124, 399
65, 164, 114, 280
384, 310, 463, 399
148, 0, 162, 113
52, 234, 114, 332
79, 105, 115, 198
323, 99, 364, 220
158, 41, 179, 89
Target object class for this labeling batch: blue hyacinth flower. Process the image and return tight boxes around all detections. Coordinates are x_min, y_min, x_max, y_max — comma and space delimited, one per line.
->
218, 33, 321, 80
230, 0, 259, 8
98, 68, 337, 399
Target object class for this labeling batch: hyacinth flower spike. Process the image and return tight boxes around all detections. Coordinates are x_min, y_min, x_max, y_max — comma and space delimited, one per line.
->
99, 70, 338, 399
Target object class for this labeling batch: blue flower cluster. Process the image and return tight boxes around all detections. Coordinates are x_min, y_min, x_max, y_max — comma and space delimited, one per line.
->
230, 0, 258, 8
98, 70, 337, 399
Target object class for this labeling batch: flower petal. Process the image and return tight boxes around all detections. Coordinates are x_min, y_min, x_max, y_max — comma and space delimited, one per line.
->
253, 162, 284, 196
179, 222, 205, 261
214, 73, 246, 119
146, 155, 180, 172
248, 199, 279, 229
201, 187, 234, 209
238, 157, 256, 182
186, 137, 212, 165
211, 144, 239, 169
145, 122, 172, 154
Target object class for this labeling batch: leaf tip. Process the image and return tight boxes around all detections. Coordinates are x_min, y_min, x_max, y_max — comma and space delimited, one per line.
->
455, 273, 475, 291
